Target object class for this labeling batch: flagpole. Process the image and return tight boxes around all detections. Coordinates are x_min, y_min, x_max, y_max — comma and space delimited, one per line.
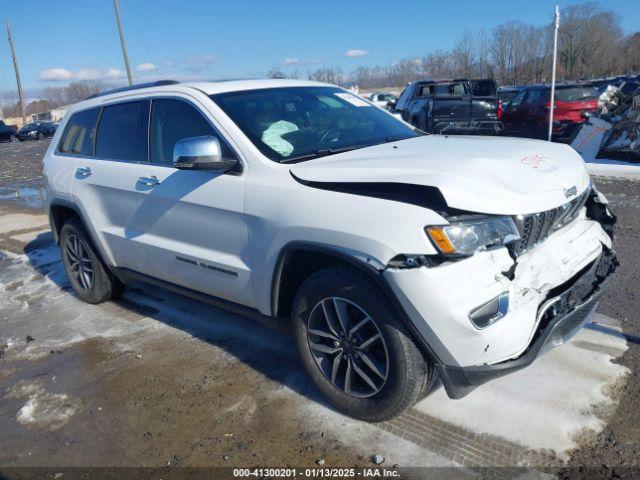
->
548, 5, 560, 142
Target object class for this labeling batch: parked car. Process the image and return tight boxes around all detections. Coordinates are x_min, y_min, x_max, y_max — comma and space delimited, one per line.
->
502, 83, 599, 142
366, 92, 397, 110
44, 79, 617, 421
17, 121, 57, 141
393, 79, 503, 135
497, 86, 522, 104
0, 120, 18, 142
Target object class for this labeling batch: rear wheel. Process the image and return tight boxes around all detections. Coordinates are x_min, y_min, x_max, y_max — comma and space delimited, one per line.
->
9, 134, 17, 142
60, 218, 123, 303
293, 268, 435, 421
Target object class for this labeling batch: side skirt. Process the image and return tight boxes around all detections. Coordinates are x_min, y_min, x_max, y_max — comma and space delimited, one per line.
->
113, 267, 286, 333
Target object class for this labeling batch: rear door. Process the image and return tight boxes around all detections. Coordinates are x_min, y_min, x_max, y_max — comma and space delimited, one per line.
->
132, 95, 251, 306
70, 100, 150, 271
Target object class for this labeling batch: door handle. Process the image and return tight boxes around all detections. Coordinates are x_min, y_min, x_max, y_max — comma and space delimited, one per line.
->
137, 175, 160, 186
76, 167, 92, 177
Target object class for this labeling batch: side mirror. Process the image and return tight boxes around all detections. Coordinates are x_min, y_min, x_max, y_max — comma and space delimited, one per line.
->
173, 135, 238, 171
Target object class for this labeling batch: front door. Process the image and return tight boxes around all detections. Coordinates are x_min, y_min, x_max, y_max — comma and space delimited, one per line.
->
131, 96, 251, 306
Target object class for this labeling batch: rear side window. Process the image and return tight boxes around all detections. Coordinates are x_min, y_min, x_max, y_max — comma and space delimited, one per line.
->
58, 108, 100, 156
554, 86, 598, 102
470, 80, 496, 97
150, 98, 232, 165
95, 101, 149, 162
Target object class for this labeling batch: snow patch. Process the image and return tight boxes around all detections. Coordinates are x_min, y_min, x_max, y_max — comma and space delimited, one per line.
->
415, 314, 629, 457
8, 381, 82, 430
586, 159, 640, 179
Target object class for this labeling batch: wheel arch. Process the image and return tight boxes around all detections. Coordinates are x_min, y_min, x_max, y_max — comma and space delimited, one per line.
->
49, 199, 83, 244
270, 242, 381, 321
270, 241, 443, 366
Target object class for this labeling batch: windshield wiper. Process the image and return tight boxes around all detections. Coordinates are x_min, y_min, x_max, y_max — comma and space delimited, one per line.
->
279, 145, 368, 164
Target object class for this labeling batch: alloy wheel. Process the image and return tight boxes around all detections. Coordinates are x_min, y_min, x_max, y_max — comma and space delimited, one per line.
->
307, 297, 389, 398
64, 234, 94, 291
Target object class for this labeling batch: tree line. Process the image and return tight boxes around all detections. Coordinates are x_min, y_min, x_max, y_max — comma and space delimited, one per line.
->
2, 1, 638, 118
270, 2, 639, 89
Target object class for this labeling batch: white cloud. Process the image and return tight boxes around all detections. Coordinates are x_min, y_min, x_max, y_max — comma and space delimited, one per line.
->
75, 68, 102, 81
38, 67, 125, 82
137, 62, 157, 72
344, 49, 369, 58
38, 68, 74, 81
280, 57, 320, 67
104, 68, 126, 80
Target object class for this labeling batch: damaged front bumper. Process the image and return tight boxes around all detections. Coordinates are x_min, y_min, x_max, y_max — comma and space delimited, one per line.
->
436, 247, 618, 399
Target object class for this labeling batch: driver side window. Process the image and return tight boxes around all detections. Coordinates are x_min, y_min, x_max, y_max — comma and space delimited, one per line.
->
149, 98, 234, 166
509, 90, 526, 107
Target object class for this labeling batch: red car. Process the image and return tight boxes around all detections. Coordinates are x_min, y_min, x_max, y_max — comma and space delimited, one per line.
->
501, 83, 599, 142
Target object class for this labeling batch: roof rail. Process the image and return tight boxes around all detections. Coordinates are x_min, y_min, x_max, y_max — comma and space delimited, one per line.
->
85, 80, 180, 100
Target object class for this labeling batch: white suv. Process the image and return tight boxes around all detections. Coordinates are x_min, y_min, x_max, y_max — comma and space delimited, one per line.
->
44, 79, 617, 421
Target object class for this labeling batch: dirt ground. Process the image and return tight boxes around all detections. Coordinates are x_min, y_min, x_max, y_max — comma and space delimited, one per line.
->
559, 177, 640, 480
0, 139, 638, 479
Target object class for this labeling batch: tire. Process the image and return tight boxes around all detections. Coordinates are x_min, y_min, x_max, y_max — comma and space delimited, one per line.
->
292, 268, 435, 421
59, 218, 123, 303
9, 134, 17, 142
37, 132, 44, 140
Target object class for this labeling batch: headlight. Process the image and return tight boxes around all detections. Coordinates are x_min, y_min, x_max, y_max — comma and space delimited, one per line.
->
426, 216, 520, 256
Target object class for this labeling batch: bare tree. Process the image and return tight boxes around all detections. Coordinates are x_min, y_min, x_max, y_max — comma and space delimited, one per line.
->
41, 81, 112, 108
267, 67, 287, 79
308, 66, 344, 86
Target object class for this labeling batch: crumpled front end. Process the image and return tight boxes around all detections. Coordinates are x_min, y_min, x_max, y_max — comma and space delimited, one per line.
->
383, 186, 617, 398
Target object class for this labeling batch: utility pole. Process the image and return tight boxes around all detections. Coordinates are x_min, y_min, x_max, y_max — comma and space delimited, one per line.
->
548, 5, 560, 142
6, 19, 25, 125
113, 0, 133, 85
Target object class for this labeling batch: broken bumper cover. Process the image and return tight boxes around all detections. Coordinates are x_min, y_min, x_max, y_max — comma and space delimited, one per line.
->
436, 248, 618, 399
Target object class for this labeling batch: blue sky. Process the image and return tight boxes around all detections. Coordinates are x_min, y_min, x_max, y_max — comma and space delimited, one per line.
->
1, 0, 638, 97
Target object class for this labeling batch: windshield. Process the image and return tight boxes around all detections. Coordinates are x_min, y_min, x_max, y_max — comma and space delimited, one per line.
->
210, 86, 419, 163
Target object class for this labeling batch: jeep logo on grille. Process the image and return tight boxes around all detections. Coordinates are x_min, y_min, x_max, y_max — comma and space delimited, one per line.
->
564, 186, 577, 198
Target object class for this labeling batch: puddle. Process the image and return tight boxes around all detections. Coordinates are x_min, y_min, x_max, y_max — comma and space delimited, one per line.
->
0, 184, 47, 210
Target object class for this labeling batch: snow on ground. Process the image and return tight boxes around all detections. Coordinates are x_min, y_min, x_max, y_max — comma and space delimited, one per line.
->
415, 313, 629, 457
586, 158, 640, 179
0, 240, 629, 466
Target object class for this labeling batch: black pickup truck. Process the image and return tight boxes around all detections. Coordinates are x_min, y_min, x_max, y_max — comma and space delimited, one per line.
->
393, 79, 503, 135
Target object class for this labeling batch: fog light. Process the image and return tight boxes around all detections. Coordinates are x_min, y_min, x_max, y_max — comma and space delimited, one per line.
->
468, 292, 509, 329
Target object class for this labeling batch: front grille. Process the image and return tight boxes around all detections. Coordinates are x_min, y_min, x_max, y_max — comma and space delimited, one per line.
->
512, 188, 590, 256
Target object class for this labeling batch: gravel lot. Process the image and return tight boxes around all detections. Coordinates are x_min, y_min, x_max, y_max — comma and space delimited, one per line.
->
0, 139, 638, 478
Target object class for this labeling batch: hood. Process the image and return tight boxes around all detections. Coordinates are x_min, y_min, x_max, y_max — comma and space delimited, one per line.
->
290, 135, 591, 215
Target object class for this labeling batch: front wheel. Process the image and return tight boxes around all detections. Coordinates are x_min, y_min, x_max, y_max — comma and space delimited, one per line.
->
9, 134, 17, 142
292, 268, 435, 421
60, 218, 123, 303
